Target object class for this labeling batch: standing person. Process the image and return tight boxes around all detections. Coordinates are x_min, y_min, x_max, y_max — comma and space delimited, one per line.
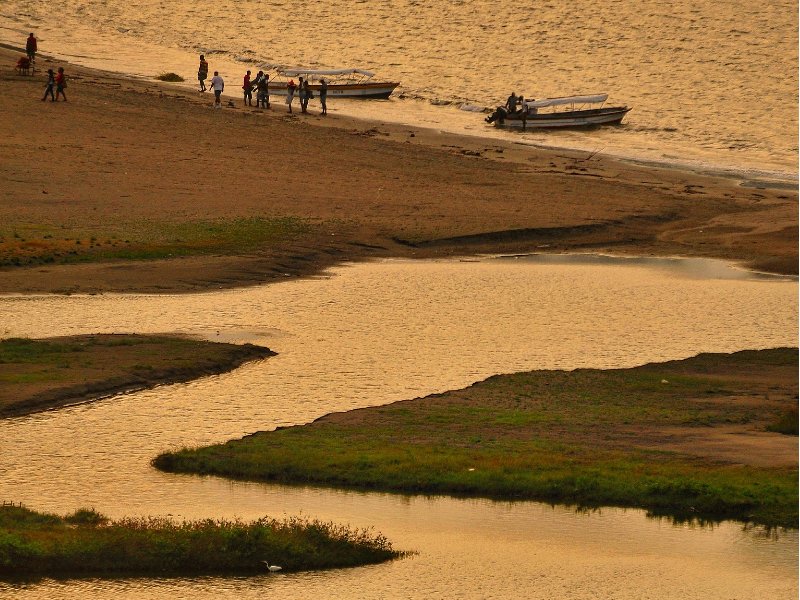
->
41, 68, 55, 102
319, 77, 328, 115
286, 79, 296, 113
209, 71, 224, 108
255, 71, 269, 109
26, 33, 37, 63
198, 55, 209, 92
242, 70, 253, 106
54, 67, 67, 101
297, 76, 308, 113
302, 79, 313, 113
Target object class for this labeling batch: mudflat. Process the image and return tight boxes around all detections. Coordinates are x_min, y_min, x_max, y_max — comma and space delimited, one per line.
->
1, 45, 796, 295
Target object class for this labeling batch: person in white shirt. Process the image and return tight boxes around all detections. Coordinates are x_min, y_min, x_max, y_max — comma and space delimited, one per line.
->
209, 71, 224, 109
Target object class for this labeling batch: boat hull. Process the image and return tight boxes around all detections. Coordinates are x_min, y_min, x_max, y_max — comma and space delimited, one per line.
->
493, 106, 631, 129
267, 81, 399, 99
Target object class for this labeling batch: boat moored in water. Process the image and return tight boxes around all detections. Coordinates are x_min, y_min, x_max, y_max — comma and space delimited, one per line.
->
485, 94, 631, 128
267, 68, 399, 99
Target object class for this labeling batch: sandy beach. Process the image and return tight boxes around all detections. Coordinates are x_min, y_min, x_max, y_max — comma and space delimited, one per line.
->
0, 44, 796, 294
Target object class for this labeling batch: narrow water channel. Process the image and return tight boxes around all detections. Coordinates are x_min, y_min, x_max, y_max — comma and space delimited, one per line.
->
0, 255, 797, 599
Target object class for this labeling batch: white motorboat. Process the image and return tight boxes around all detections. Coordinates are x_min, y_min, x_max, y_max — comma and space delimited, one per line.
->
266, 68, 399, 99
485, 94, 631, 128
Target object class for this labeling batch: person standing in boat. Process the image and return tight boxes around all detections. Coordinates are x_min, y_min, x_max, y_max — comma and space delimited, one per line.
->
286, 79, 296, 113
198, 55, 209, 92
319, 78, 328, 115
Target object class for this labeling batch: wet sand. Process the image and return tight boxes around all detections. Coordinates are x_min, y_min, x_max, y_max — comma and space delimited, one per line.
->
0, 45, 796, 294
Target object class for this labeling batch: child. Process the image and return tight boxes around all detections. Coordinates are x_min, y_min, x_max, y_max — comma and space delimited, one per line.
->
55, 67, 67, 101
42, 68, 55, 101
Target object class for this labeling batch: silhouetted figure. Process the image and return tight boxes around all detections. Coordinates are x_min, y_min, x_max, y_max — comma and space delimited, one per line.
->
198, 55, 208, 92
42, 68, 55, 101
243, 70, 253, 106
26, 33, 37, 63
319, 78, 328, 115
55, 67, 67, 101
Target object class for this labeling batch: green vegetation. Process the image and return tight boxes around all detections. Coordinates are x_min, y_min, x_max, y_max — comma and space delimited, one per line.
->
767, 408, 799, 435
154, 349, 799, 528
0, 217, 311, 267
0, 335, 274, 417
155, 72, 184, 82
0, 504, 399, 577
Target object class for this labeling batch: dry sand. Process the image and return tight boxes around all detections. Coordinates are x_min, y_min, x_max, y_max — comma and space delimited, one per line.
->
0, 45, 796, 294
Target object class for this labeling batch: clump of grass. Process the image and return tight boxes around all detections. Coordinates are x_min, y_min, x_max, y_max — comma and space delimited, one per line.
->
767, 408, 798, 435
156, 72, 184, 82
0, 505, 400, 577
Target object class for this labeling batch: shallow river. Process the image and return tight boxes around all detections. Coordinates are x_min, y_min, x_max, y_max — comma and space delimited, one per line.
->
0, 255, 797, 599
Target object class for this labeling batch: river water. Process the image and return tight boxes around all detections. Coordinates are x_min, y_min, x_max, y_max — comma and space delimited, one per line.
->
0, 255, 797, 598
1, 0, 797, 179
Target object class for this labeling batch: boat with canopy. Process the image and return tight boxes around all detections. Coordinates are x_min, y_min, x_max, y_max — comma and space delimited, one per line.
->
485, 94, 631, 128
266, 68, 399, 99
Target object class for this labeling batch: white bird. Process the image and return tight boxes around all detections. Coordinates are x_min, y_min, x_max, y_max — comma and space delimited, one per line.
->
262, 560, 282, 572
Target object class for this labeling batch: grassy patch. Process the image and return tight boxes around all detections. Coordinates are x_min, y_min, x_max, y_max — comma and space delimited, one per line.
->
0, 335, 274, 417
0, 504, 399, 577
767, 408, 799, 435
0, 217, 312, 267
155, 72, 184, 82
154, 349, 799, 528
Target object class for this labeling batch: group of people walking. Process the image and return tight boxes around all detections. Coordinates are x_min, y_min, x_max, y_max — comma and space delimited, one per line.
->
198, 55, 328, 115
42, 66, 67, 102
22, 33, 68, 102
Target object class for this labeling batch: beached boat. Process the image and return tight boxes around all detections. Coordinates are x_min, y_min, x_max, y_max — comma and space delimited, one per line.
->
485, 94, 631, 128
266, 68, 399, 99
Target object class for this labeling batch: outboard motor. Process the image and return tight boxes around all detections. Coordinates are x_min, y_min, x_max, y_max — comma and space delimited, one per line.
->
485, 106, 507, 124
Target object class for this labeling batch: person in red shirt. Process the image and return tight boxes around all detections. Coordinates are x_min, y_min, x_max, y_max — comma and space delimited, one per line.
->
55, 67, 67, 101
26, 33, 37, 62
242, 70, 253, 106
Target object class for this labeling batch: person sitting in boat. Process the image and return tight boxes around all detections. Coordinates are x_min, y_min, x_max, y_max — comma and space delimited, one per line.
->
485, 105, 507, 124
505, 92, 520, 114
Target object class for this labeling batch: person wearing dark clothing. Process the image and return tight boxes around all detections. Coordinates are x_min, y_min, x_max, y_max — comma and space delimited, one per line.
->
42, 68, 55, 101
505, 92, 519, 114
286, 79, 296, 113
243, 70, 253, 106
319, 78, 328, 115
298, 76, 309, 113
26, 33, 37, 62
255, 71, 270, 108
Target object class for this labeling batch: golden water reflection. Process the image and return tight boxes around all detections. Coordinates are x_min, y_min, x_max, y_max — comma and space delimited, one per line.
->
0, 256, 796, 599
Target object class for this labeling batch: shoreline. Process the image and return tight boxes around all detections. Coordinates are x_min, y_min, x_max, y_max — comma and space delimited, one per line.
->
1, 45, 797, 295
3, 42, 797, 185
